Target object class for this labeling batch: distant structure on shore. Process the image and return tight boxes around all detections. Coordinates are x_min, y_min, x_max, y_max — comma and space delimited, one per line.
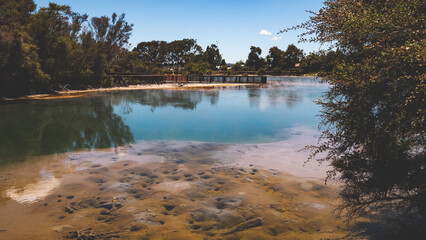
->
106, 74, 267, 85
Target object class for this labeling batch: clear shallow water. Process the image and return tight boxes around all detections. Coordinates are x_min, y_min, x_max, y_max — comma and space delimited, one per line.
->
0, 77, 372, 240
0, 77, 327, 162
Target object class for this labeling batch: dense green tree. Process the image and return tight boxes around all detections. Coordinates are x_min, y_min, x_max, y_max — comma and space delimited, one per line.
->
265, 45, 304, 74
131, 39, 230, 74
283, 44, 304, 69
203, 44, 222, 69
165, 39, 202, 69
267, 46, 284, 69
0, 0, 49, 97
74, 31, 104, 87
184, 62, 210, 75
300, 51, 324, 73
301, 50, 343, 74
246, 46, 265, 71
131, 39, 207, 73
1, 0, 235, 97
91, 13, 133, 73
0, 1, 136, 97
285, 0, 425, 228
231, 60, 245, 72
0, 32, 49, 97
133, 41, 167, 66
0, 0, 35, 27
27, 3, 89, 89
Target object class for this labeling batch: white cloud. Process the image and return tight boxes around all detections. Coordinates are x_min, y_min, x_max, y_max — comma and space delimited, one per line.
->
271, 36, 283, 41
259, 29, 272, 35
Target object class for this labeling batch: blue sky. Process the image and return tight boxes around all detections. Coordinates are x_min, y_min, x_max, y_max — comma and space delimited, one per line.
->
34, 0, 324, 63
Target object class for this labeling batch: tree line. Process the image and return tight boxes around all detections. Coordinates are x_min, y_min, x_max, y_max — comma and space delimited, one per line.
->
131, 40, 338, 76
0, 0, 228, 98
1, 0, 336, 98
231, 44, 340, 75
1, 0, 134, 97
129, 40, 224, 75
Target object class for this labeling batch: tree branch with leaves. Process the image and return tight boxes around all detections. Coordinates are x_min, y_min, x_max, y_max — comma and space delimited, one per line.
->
284, 0, 425, 224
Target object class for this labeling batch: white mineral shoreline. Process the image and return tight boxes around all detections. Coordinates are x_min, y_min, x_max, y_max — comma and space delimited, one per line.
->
215, 126, 332, 180
24, 83, 262, 100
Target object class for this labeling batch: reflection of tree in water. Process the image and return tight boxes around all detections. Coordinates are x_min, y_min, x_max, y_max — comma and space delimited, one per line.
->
247, 88, 261, 108
204, 90, 219, 105
0, 99, 134, 162
266, 88, 302, 108
142, 90, 202, 110
284, 91, 300, 108
109, 90, 220, 113
247, 86, 303, 109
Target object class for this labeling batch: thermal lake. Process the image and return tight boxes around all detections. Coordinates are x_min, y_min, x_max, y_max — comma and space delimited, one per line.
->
0, 77, 368, 239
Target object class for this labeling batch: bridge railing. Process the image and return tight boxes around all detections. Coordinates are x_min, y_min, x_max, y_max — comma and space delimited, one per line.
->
106, 74, 267, 85
182, 75, 266, 84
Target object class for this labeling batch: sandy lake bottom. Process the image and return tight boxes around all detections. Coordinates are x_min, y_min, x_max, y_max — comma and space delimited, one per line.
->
0, 80, 381, 239
0, 139, 374, 239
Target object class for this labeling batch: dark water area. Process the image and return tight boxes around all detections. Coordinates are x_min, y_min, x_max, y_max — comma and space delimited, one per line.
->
0, 77, 327, 163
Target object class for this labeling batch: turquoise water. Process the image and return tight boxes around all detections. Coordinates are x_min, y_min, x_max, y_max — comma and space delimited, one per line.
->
0, 77, 326, 162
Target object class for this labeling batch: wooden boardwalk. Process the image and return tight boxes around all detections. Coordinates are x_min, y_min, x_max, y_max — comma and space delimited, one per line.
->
106, 74, 267, 85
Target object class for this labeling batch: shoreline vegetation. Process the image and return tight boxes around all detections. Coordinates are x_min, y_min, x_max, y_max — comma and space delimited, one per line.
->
2, 82, 265, 103
287, 0, 425, 238
1, 73, 318, 103
0, 1, 328, 99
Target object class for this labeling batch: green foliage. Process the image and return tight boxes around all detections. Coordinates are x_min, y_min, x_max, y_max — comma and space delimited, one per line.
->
131, 39, 204, 73
203, 44, 222, 69
0, 0, 35, 27
184, 62, 210, 75
263, 45, 305, 74
0, 0, 133, 97
166, 39, 202, 69
131, 39, 227, 74
0, 0, 49, 97
301, 50, 343, 74
267, 46, 284, 69
283, 44, 303, 69
270, 67, 282, 75
90, 13, 133, 73
246, 46, 265, 71
287, 0, 425, 221
219, 64, 228, 72
256, 68, 267, 75
0, 31, 50, 97
231, 61, 246, 72
133, 40, 168, 67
